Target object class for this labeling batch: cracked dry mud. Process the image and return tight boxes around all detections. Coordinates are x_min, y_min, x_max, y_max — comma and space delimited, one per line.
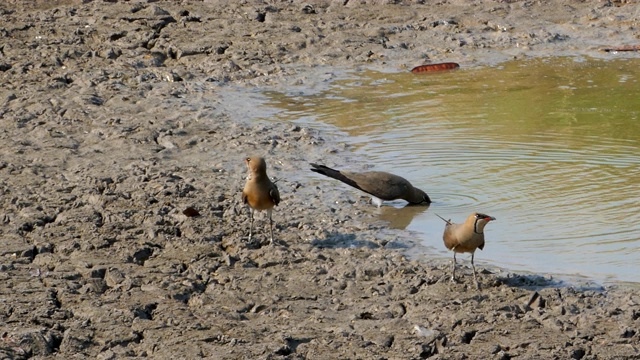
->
1, 1, 639, 359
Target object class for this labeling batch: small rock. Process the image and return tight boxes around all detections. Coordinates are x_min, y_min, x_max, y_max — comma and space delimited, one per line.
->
37, 243, 54, 254
461, 330, 477, 344
85, 268, 106, 279
302, 4, 316, 14
380, 335, 394, 348
151, 6, 170, 16
569, 347, 586, 359
620, 328, 636, 338
182, 207, 200, 217
414, 325, 436, 338
105, 268, 126, 288
274, 345, 292, 356
131, 247, 154, 265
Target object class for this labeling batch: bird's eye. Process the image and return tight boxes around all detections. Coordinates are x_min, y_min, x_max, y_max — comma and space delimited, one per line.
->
246, 157, 251, 162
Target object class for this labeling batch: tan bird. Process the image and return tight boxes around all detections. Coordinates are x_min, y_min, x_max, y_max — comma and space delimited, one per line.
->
242, 156, 281, 244
436, 212, 496, 289
310, 163, 431, 207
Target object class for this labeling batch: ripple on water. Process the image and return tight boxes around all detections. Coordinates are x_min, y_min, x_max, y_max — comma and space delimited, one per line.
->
351, 128, 640, 281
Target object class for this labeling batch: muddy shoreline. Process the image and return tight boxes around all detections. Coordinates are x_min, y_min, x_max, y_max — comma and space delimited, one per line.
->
1, 1, 639, 358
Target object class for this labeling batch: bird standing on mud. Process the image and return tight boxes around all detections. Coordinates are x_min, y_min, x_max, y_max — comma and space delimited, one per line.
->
310, 163, 430, 207
242, 156, 281, 244
436, 212, 496, 289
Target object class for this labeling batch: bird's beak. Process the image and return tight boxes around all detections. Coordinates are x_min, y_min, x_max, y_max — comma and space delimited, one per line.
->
485, 216, 496, 221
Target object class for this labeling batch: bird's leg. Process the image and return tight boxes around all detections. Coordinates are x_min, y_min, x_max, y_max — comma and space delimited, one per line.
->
268, 209, 274, 245
471, 252, 480, 290
450, 252, 457, 283
248, 208, 254, 241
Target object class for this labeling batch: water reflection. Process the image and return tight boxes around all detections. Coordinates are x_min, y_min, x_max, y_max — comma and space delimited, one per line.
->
262, 57, 640, 283
377, 203, 431, 230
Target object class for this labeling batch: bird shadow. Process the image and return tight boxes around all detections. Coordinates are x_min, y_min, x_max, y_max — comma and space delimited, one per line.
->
285, 337, 312, 353
310, 232, 383, 249
495, 272, 607, 292
495, 272, 566, 290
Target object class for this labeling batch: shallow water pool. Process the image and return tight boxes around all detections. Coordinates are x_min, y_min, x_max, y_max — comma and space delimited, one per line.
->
259, 57, 640, 283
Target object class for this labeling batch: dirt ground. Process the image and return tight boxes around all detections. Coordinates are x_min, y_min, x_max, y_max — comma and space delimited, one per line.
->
1, 0, 639, 359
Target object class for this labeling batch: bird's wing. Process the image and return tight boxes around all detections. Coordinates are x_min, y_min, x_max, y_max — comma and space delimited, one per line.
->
442, 223, 458, 251
269, 183, 281, 206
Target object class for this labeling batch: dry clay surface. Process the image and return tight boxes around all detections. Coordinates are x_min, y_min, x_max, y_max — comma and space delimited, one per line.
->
1, 1, 640, 359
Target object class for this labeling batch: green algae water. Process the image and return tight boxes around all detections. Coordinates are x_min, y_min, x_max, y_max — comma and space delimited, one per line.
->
262, 57, 640, 283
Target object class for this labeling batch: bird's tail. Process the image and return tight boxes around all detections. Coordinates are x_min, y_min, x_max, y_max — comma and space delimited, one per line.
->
434, 213, 452, 225
310, 163, 341, 178
310, 163, 363, 192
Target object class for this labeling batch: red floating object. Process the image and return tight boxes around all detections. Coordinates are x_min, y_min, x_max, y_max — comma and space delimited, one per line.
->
410, 62, 460, 73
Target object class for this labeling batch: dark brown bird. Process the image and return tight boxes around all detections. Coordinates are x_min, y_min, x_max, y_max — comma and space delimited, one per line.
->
310, 163, 430, 207
436, 212, 496, 289
242, 156, 281, 244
